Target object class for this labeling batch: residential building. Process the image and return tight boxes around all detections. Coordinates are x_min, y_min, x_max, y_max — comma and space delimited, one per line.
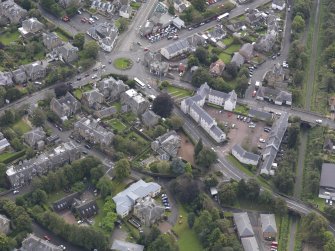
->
74, 199, 98, 219
0, 71, 13, 86
87, 22, 118, 52
0, 0, 27, 24
143, 51, 169, 77
18, 17, 44, 37
53, 192, 80, 211
245, 11, 264, 26
94, 106, 117, 119
91, 0, 114, 14
248, 108, 273, 122
0, 214, 10, 235
173, 0, 191, 12
319, 163, 335, 199
133, 197, 165, 226
160, 34, 205, 60
233, 212, 255, 238
42, 32, 63, 51
113, 179, 161, 218
119, 5, 132, 19
209, 59, 225, 76
172, 16, 185, 29
12, 68, 27, 84
323, 138, 334, 152
263, 63, 286, 88
142, 110, 160, 128
207, 89, 237, 111
239, 43, 254, 60
59, 0, 80, 8
21, 61, 46, 81
82, 89, 104, 109
260, 214, 277, 240
256, 86, 292, 106
74, 117, 114, 146
52, 42, 79, 63
0, 132, 10, 153
120, 89, 150, 115
260, 113, 288, 175
6, 141, 81, 188
208, 25, 227, 42
255, 30, 277, 52
20, 234, 62, 251
232, 144, 260, 166
111, 240, 144, 251
231, 52, 245, 67
272, 0, 286, 10
241, 237, 260, 251
50, 92, 81, 119
97, 77, 128, 101
24, 127, 46, 149
151, 130, 181, 160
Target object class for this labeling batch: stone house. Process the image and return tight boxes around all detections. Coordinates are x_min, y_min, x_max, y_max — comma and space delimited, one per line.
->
87, 22, 118, 52
119, 5, 132, 19
42, 32, 63, 51
23, 127, 46, 149
21, 61, 46, 81
52, 42, 79, 63
81, 89, 104, 109
0, 214, 10, 235
151, 130, 181, 160
239, 43, 254, 60
97, 77, 128, 101
0, 0, 27, 24
12, 68, 27, 84
133, 197, 165, 226
0, 71, 13, 86
50, 92, 81, 119
19, 17, 44, 38
141, 110, 160, 128
209, 59, 225, 76
120, 89, 149, 115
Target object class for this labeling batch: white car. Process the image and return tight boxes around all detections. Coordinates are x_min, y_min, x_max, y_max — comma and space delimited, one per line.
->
249, 124, 256, 128
315, 119, 323, 124
59, 245, 66, 250
147, 84, 152, 89
259, 138, 266, 143
330, 200, 333, 206
91, 74, 97, 79
13, 190, 19, 195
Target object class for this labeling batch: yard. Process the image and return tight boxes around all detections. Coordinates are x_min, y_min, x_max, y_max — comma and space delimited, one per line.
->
224, 44, 242, 54
0, 30, 20, 45
0, 151, 25, 164
72, 84, 93, 100
130, 1, 141, 9
13, 119, 31, 135
218, 52, 232, 64
167, 85, 193, 100
105, 118, 127, 132
54, 27, 72, 42
223, 37, 234, 46
173, 206, 202, 251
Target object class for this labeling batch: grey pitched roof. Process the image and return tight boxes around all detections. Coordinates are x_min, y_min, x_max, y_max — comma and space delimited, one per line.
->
272, 0, 285, 6
209, 88, 229, 99
164, 39, 190, 54
233, 212, 254, 237
210, 124, 225, 138
74, 199, 98, 218
24, 127, 46, 147
53, 192, 80, 211
134, 197, 165, 225
248, 109, 273, 121
21, 234, 62, 251
0, 138, 10, 150
232, 144, 260, 162
113, 180, 161, 216
320, 163, 335, 189
111, 240, 144, 251
0, 71, 13, 86
231, 52, 245, 66
190, 102, 214, 125
141, 110, 160, 127
241, 237, 260, 251
260, 214, 277, 234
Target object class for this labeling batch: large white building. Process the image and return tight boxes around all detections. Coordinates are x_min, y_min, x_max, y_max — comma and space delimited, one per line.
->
232, 144, 260, 166
181, 83, 237, 143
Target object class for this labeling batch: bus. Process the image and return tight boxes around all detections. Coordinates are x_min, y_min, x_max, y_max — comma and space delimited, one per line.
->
217, 12, 229, 21
134, 77, 146, 89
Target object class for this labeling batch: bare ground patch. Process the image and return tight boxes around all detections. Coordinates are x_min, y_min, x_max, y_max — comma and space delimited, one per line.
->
177, 132, 195, 166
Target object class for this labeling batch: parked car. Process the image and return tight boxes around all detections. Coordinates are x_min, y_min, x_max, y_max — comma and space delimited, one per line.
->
13, 190, 19, 195
59, 245, 66, 250
315, 119, 323, 124
259, 138, 266, 143
249, 124, 256, 128
91, 74, 97, 79
85, 144, 92, 149
44, 235, 51, 241
77, 10, 82, 14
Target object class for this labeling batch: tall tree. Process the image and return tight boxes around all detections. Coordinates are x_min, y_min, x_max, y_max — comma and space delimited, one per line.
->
97, 176, 113, 199
73, 33, 85, 50
31, 108, 46, 127
82, 41, 99, 59
194, 139, 203, 156
218, 182, 237, 205
54, 83, 70, 98
0, 233, 15, 251
196, 147, 217, 168
114, 158, 131, 180
170, 158, 186, 175
301, 212, 328, 245
152, 93, 174, 118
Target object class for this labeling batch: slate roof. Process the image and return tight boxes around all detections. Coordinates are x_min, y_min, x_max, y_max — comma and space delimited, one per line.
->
24, 127, 46, 147
210, 124, 225, 138
272, 0, 285, 6
74, 199, 98, 218
260, 214, 277, 234
320, 163, 335, 189
257, 87, 292, 104
232, 144, 260, 163
151, 130, 181, 159
241, 237, 260, 251
20, 234, 62, 251
20, 17, 44, 34
53, 192, 80, 211
134, 197, 165, 225
0, 71, 13, 86
0, 0, 27, 24
0, 138, 10, 151
231, 52, 245, 67
248, 109, 273, 121
233, 212, 254, 238
94, 107, 117, 118
190, 102, 214, 125
0, 214, 10, 234
141, 110, 160, 127
50, 92, 80, 118
113, 180, 161, 216
82, 89, 104, 107
111, 240, 144, 251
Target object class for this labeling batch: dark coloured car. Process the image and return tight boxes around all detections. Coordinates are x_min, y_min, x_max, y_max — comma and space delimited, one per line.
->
85, 144, 92, 149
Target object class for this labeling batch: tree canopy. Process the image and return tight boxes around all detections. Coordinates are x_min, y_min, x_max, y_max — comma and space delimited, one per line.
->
152, 93, 174, 118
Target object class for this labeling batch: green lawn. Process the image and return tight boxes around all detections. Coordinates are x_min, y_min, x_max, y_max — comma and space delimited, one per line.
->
122, 112, 137, 124
234, 104, 249, 116
54, 28, 71, 42
223, 37, 234, 46
173, 206, 202, 251
112, 102, 121, 112
13, 119, 31, 135
113, 58, 132, 70
73, 84, 93, 100
0, 151, 25, 163
218, 52, 231, 64
47, 191, 67, 204
0, 30, 20, 45
130, 1, 141, 9
105, 118, 127, 132
167, 86, 193, 99
224, 44, 242, 54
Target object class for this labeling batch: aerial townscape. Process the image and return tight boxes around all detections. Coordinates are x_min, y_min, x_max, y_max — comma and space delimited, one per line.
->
0, 0, 335, 250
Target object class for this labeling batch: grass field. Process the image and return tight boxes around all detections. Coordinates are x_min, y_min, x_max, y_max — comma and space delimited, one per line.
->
130, 1, 141, 9
167, 86, 193, 99
105, 118, 127, 132
114, 58, 132, 70
224, 44, 242, 54
223, 37, 234, 46
218, 52, 231, 63
54, 28, 71, 42
173, 206, 202, 251
0, 30, 20, 45
13, 119, 31, 135
0, 151, 23, 163
73, 84, 93, 100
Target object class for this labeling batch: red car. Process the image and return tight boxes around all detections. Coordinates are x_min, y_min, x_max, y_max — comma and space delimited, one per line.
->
81, 18, 87, 23
62, 16, 70, 22
44, 235, 51, 241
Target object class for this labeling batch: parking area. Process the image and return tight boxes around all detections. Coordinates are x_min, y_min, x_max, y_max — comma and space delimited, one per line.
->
204, 105, 270, 153
144, 24, 181, 43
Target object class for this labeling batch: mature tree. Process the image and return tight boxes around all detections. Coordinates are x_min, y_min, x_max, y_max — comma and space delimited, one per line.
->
204, 174, 218, 189
1, 110, 15, 126
82, 41, 99, 59
90, 166, 104, 185
225, 62, 238, 79
101, 211, 117, 231
188, 212, 196, 228
236, 75, 249, 96
273, 167, 294, 193
114, 158, 131, 180
237, 179, 248, 198
96, 176, 113, 198
274, 197, 287, 216
20, 0, 32, 10
0, 233, 15, 251
192, 0, 206, 12
31, 108, 46, 127
170, 158, 186, 175
170, 174, 199, 204
73, 33, 85, 50
196, 147, 217, 168
168, 5, 175, 15
194, 47, 209, 65
5, 88, 21, 102
187, 55, 199, 67
194, 139, 203, 157
0, 164, 8, 188
0, 86, 6, 107
292, 15, 306, 33
191, 67, 211, 87
301, 212, 328, 245
148, 234, 178, 251
54, 83, 70, 98
31, 189, 47, 205
167, 115, 184, 130
118, 18, 129, 33
152, 93, 174, 118
287, 123, 300, 148
258, 190, 274, 205
103, 197, 116, 213
218, 182, 237, 205
246, 179, 260, 200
